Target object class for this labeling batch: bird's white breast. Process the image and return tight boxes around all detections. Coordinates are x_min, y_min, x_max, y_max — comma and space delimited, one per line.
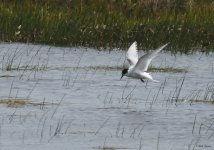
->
127, 69, 153, 80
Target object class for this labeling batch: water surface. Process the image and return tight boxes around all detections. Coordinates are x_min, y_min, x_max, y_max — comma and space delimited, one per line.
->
0, 43, 213, 150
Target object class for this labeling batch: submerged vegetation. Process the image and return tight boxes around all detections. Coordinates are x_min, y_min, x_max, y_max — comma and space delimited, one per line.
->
0, 98, 59, 107
73, 66, 187, 73
0, 98, 28, 107
0, 0, 214, 52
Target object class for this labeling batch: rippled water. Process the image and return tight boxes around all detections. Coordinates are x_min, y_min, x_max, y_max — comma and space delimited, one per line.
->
0, 43, 213, 150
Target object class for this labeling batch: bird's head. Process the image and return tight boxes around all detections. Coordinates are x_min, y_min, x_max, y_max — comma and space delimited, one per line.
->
120, 68, 128, 80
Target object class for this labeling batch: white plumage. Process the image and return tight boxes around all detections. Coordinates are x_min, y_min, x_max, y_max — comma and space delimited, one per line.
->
121, 42, 169, 82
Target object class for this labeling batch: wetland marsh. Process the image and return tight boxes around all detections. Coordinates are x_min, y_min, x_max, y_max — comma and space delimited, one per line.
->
0, 1, 214, 149
0, 0, 214, 52
0, 43, 213, 150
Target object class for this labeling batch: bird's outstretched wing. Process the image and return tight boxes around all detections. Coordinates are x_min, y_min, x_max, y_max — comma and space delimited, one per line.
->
134, 43, 169, 72
126, 41, 138, 69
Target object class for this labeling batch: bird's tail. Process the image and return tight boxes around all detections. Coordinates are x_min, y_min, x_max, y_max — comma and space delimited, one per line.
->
151, 79, 159, 82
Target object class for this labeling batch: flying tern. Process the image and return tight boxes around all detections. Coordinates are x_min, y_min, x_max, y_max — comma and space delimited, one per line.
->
120, 42, 169, 82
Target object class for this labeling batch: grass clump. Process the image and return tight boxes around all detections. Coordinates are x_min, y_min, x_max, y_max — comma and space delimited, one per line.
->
148, 66, 187, 73
0, 74, 15, 78
0, 98, 58, 108
67, 65, 186, 73
0, 99, 28, 107
186, 82, 214, 104
0, 0, 214, 53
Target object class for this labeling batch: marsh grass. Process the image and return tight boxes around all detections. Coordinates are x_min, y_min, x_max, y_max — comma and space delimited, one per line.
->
96, 147, 117, 150
0, 98, 59, 107
168, 81, 214, 105
1, 49, 48, 72
188, 82, 214, 104
75, 65, 187, 73
0, 74, 15, 78
0, 0, 214, 52
4, 65, 47, 71
0, 98, 28, 107
1, 66, 46, 71
148, 66, 187, 73
192, 100, 214, 104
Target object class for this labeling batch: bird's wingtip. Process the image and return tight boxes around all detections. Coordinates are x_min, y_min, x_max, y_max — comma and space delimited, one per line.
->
164, 42, 170, 47
133, 41, 137, 46
159, 42, 169, 50
129, 41, 137, 47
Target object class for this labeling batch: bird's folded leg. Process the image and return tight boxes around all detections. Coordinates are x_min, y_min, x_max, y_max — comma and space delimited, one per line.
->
140, 79, 145, 83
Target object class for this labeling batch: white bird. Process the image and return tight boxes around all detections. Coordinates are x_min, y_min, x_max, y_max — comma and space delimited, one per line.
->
120, 42, 169, 82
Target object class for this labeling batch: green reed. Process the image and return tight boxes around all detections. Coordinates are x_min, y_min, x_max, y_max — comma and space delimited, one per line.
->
0, 0, 213, 53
